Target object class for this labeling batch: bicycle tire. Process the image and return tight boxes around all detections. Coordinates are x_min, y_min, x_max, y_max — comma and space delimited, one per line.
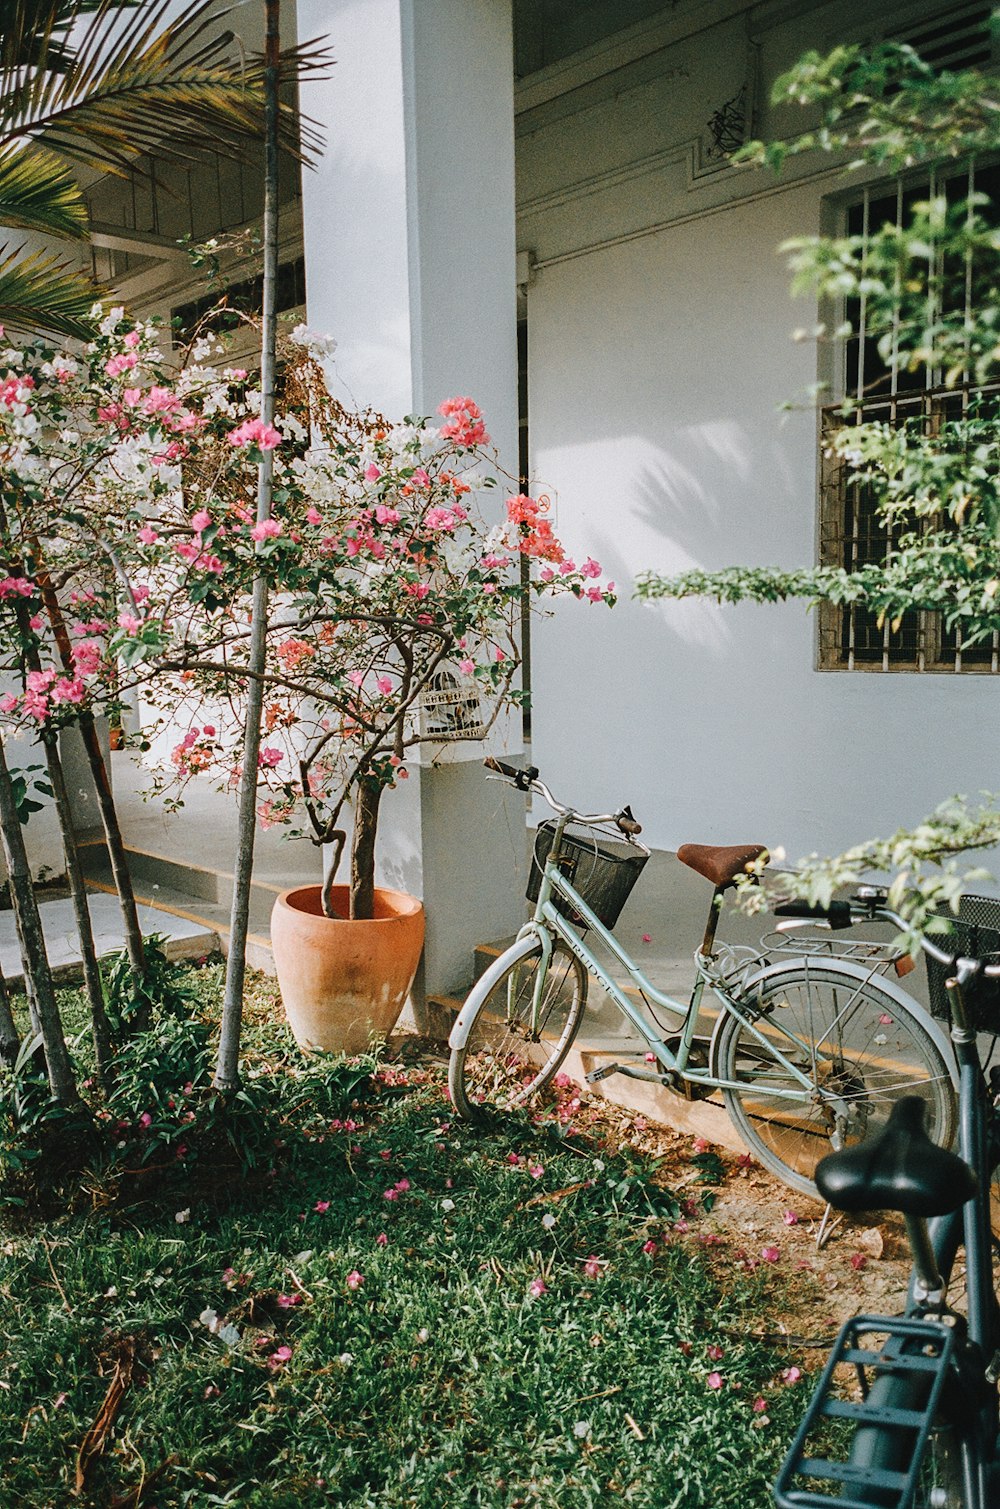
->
449, 938, 587, 1120
716, 962, 957, 1200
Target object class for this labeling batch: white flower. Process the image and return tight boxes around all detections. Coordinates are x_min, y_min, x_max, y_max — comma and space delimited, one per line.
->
573, 1420, 590, 1439
199, 1308, 219, 1329
441, 1198, 455, 1212
337, 1352, 354, 1367
290, 324, 338, 359
175, 1207, 191, 1224
416, 1327, 430, 1342
541, 1213, 557, 1230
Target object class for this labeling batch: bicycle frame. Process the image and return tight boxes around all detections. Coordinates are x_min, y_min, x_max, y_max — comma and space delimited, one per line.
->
915, 970, 1000, 1504
518, 814, 831, 1107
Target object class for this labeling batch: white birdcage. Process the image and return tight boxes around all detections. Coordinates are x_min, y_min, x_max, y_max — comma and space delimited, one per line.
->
417, 669, 489, 743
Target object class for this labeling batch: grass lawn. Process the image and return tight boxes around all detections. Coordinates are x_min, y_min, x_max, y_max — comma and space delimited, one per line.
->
0, 964, 808, 1508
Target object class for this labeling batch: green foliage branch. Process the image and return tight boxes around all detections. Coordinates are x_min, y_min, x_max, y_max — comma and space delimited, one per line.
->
636, 35, 1000, 933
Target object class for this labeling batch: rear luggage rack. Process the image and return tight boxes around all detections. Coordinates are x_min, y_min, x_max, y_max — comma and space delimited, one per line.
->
773, 1314, 957, 1509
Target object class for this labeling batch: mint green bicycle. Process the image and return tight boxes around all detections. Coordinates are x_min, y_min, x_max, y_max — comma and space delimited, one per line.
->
447, 760, 958, 1199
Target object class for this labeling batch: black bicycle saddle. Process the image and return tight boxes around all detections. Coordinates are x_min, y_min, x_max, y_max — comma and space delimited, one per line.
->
815, 1095, 977, 1218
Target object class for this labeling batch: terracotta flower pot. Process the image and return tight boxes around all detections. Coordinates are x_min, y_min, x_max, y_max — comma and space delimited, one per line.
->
271, 884, 425, 1054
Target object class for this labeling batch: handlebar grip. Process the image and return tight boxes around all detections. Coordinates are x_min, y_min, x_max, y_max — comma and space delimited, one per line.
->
773, 899, 853, 931
616, 805, 642, 837
483, 756, 539, 791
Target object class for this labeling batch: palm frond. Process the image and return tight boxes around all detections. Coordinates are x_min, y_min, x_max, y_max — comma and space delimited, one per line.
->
0, 1, 332, 173
0, 143, 88, 239
0, 244, 97, 340
0, 1, 140, 75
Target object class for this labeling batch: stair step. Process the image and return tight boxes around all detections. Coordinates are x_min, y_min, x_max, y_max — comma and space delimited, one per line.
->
80, 842, 277, 937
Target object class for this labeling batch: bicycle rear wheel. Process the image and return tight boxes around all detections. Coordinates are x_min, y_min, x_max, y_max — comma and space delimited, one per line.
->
449, 939, 587, 1120
717, 962, 957, 1200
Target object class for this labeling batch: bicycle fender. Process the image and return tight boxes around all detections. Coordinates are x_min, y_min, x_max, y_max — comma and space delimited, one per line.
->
709, 956, 959, 1093
448, 934, 543, 1052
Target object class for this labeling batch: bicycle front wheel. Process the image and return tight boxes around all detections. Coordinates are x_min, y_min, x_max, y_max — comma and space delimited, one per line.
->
717, 962, 957, 1200
449, 939, 587, 1120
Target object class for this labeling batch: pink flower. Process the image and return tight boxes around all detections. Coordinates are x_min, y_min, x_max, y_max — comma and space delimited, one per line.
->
641, 933, 652, 943
123, 329, 141, 349
692, 1137, 710, 1154
277, 1293, 302, 1309
580, 558, 602, 578
761, 1246, 780, 1263
782, 1210, 799, 1226
641, 1239, 658, 1256
258, 747, 283, 769
458, 658, 475, 675
383, 1188, 399, 1202
314, 1200, 330, 1213
850, 1253, 867, 1271
364, 463, 381, 482
228, 418, 282, 450
267, 1345, 293, 1371
346, 1270, 364, 1290
394, 1178, 410, 1193
250, 519, 282, 542
736, 1153, 755, 1169
707, 1343, 724, 1361
376, 1232, 388, 1247
137, 525, 159, 545
878, 1013, 894, 1025
528, 1278, 546, 1297
752, 1396, 767, 1413
306, 507, 322, 525
582, 1256, 603, 1279
439, 396, 490, 448
376, 676, 393, 696
781, 1366, 802, 1385
104, 352, 137, 377
139, 1111, 152, 1128
707, 1372, 723, 1390
117, 612, 142, 634
528, 1164, 544, 1180
506, 1153, 519, 1165
190, 509, 212, 532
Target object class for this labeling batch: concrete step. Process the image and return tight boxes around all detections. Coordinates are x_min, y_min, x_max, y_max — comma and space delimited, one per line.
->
76, 832, 282, 923
78, 843, 275, 974
0, 891, 220, 991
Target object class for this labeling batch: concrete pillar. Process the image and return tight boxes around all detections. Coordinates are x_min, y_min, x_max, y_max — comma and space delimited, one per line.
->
297, 0, 527, 1002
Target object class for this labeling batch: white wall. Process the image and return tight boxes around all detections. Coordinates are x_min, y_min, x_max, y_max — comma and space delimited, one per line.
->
523, 7, 1000, 867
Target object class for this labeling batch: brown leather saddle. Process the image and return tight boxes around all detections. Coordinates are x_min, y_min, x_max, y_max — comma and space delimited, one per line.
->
677, 842, 768, 889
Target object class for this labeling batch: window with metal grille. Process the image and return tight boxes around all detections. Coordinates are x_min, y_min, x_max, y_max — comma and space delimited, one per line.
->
818, 162, 1000, 673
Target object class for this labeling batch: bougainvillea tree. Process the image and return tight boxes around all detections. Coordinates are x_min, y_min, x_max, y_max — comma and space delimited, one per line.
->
0, 308, 613, 1089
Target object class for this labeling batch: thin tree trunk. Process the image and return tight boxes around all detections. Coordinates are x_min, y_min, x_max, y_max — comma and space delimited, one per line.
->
29, 548, 146, 979
41, 730, 113, 1078
0, 738, 76, 1101
215, 0, 281, 1092
350, 780, 383, 921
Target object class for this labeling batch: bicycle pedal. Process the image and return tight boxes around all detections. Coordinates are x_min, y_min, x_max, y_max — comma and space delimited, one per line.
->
774, 1313, 957, 1509
585, 1062, 620, 1083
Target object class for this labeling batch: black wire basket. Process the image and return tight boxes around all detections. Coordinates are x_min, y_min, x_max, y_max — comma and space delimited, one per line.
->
526, 820, 648, 930
925, 892, 1000, 1033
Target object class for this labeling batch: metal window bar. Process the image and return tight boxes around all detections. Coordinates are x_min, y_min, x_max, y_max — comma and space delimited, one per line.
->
820, 167, 1000, 673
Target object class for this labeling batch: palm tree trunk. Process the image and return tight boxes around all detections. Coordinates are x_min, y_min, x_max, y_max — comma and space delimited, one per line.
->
215, 0, 281, 1092
0, 737, 75, 1101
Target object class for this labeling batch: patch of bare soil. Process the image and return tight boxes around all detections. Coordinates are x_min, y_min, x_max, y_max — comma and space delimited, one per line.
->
568, 1093, 914, 1350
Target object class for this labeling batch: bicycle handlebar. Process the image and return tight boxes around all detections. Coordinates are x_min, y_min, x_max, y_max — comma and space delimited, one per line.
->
483, 757, 644, 839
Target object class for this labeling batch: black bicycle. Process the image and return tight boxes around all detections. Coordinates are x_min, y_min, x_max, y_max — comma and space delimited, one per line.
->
773, 888, 1000, 1508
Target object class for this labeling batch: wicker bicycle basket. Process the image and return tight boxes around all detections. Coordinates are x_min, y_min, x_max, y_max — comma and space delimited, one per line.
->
925, 892, 1000, 1033
526, 820, 648, 929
